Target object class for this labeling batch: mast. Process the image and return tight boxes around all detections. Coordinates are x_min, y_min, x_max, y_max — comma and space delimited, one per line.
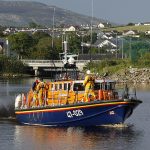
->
90, 0, 94, 63
60, 38, 78, 79
64, 40, 68, 65
52, 7, 55, 48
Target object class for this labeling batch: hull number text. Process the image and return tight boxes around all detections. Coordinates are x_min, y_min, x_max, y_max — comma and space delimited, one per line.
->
66, 109, 84, 118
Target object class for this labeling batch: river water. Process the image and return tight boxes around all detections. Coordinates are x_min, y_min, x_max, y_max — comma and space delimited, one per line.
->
0, 77, 149, 150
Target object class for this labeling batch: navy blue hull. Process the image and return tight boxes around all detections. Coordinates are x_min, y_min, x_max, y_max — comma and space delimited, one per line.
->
15, 100, 141, 126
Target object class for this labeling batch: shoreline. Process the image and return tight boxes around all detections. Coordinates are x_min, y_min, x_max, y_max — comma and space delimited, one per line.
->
0, 73, 34, 78
0, 67, 150, 83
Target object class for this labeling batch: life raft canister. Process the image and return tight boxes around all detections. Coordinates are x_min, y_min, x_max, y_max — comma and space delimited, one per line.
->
15, 94, 22, 108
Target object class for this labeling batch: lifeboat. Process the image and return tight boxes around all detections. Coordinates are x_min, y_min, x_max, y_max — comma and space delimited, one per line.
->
15, 79, 142, 126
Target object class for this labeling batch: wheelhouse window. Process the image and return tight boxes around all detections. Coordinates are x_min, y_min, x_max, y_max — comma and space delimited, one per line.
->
103, 83, 108, 90
94, 83, 102, 90
68, 83, 71, 90
55, 84, 58, 90
64, 83, 67, 90
102, 82, 115, 90
73, 83, 84, 91
51, 84, 54, 90
110, 82, 115, 90
94, 82, 115, 90
59, 83, 62, 90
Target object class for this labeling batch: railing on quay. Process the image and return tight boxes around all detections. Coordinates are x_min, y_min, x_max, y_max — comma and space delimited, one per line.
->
21, 59, 101, 73
21, 59, 89, 64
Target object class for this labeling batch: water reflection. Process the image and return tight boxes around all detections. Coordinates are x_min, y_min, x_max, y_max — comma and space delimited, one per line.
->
83, 125, 143, 150
13, 125, 143, 150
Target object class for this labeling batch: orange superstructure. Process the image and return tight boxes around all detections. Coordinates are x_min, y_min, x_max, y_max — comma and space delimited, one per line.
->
19, 79, 119, 108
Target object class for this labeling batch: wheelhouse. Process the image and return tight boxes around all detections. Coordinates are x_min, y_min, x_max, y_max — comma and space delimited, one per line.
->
15, 79, 118, 109
72, 80, 116, 91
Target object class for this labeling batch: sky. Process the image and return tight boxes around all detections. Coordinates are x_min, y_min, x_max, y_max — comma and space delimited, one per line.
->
1, 0, 150, 24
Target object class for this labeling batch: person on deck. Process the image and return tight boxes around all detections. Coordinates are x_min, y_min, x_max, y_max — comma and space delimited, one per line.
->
83, 70, 96, 102
32, 79, 39, 91
36, 81, 46, 106
32, 79, 39, 106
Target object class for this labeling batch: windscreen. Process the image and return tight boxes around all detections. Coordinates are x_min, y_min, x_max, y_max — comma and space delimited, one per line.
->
73, 83, 85, 91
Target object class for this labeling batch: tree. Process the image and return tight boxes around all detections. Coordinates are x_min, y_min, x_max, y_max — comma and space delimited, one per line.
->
68, 33, 81, 54
0, 56, 25, 73
92, 32, 97, 44
127, 23, 135, 26
32, 32, 50, 42
30, 37, 62, 60
123, 37, 150, 62
8, 32, 34, 59
29, 22, 39, 28
83, 32, 97, 44
31, 37, 51, 59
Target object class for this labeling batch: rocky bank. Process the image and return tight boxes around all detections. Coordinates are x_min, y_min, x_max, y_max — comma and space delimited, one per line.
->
109, 68, 150, 83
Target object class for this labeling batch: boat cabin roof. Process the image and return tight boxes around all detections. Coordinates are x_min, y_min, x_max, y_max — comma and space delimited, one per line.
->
73, 79, 115, 83
52, 79, 115, 84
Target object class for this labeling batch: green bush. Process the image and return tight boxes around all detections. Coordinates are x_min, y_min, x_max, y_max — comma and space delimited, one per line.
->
85, 58, 150, 75
85, 59, 132, 75
0, 56, 25, 74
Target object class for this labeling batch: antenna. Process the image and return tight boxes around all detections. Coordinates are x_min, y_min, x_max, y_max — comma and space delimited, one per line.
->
91, 0, 93, 45
122, 38, 124, 59
64, 40, 68, 63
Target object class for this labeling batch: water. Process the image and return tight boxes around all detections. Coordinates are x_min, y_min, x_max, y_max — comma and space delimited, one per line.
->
0, 78, 149, 150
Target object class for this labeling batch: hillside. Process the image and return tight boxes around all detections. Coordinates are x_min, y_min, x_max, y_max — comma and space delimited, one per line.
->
0, 1, 106, 27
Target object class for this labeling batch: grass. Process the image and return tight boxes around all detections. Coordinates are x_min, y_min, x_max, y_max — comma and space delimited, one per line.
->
103, 25, 150, 32
86, 58, 150, 76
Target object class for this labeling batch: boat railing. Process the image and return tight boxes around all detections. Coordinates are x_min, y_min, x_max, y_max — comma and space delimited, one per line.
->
117, 87, 137, 100
15, 84, 138, 110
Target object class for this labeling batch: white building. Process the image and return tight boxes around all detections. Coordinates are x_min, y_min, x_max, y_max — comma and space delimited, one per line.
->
63, 26, 76, 32
97, 23, 105, 28
143, 22, 150, 26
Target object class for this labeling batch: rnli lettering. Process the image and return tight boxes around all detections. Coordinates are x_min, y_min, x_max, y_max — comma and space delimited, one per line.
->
66, 110, 84, 118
